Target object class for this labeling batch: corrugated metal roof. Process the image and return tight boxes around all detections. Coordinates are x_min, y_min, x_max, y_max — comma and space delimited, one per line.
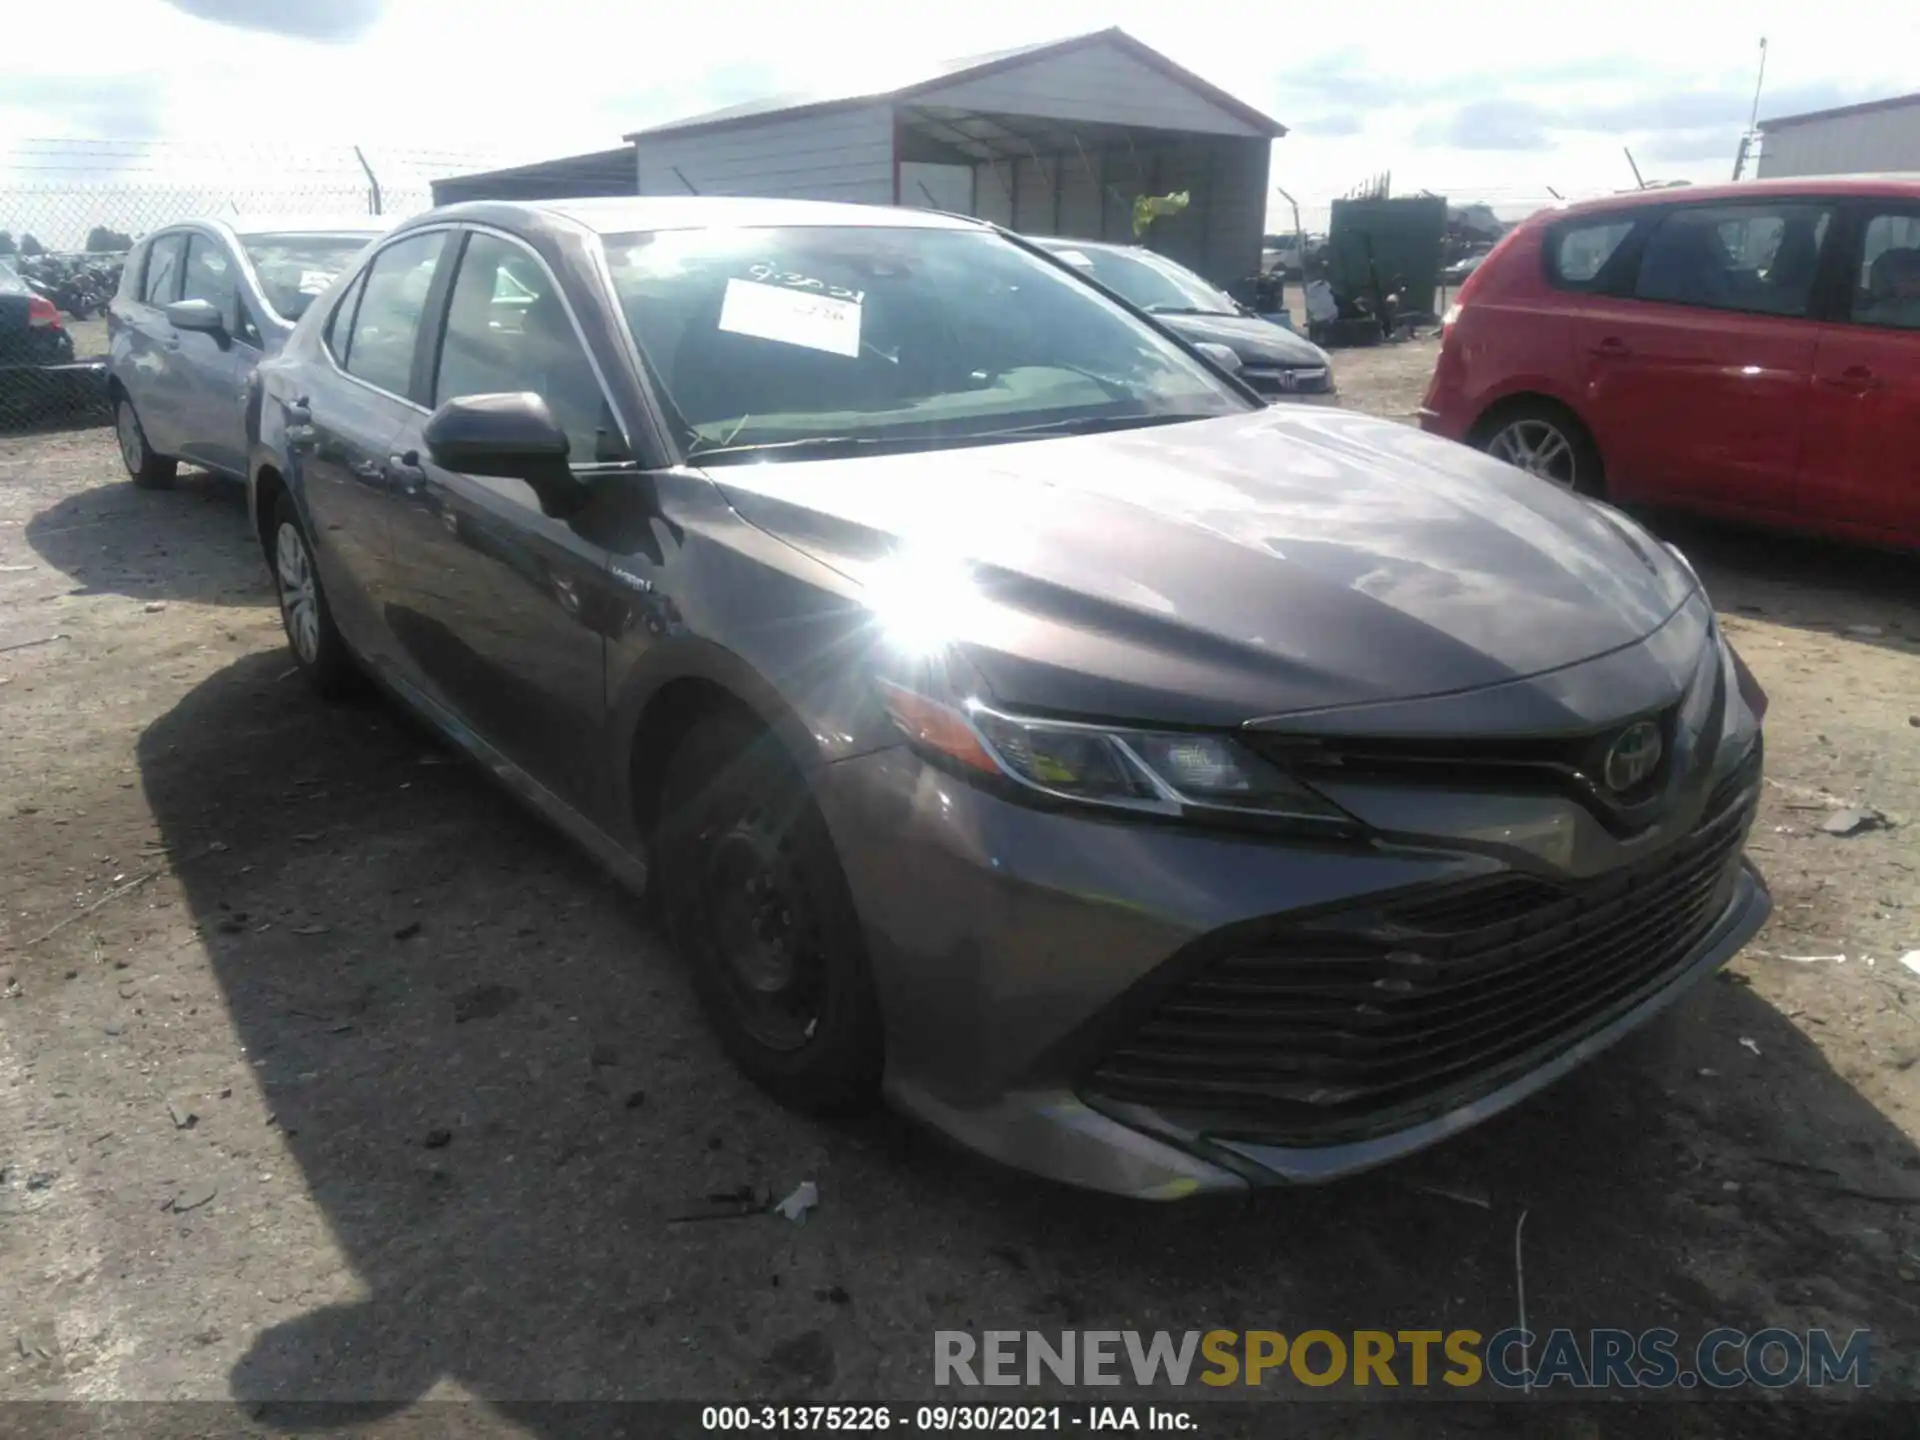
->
1759, 91, 1920, 132
623, 27, 1286, 141
433, 147, 636, 187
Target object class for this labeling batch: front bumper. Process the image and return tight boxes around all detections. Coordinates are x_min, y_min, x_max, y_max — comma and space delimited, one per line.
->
817, 735, 1768, 1199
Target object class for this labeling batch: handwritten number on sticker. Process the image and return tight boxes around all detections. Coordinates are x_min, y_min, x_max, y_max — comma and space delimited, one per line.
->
746, 261, 864, 305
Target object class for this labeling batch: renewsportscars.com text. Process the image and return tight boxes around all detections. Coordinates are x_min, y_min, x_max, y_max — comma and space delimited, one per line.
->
935, 1327, 1871, 1391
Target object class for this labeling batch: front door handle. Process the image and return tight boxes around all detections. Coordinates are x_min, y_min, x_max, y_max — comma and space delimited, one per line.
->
1823, 364, 1880, 392
386, 451, 426, 492
1588, 336, 1632, 359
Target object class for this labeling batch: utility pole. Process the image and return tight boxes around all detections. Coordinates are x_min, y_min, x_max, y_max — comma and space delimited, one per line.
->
1733, 37, 1770, 181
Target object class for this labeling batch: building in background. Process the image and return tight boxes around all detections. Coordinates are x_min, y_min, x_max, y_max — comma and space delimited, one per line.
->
434, 27, 1287, 284
430, 148, 638, 207
1757, 92, 1920, 178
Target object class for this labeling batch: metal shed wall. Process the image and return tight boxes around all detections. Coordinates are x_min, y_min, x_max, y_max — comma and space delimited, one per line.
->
910, 46, 1264, 137
1758, 103, 1920, 176
968, 135, 1269, 283
634, 103, 895, 203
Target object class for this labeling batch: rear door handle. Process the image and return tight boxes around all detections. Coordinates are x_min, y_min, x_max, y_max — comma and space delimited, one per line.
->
1588, 337, 1632, 359
1823, 364, 1880, 392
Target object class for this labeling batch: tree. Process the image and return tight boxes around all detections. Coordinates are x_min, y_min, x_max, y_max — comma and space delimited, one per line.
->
19, 233, 45, 257
0, 231, 14, 256
85, 225, 135, 253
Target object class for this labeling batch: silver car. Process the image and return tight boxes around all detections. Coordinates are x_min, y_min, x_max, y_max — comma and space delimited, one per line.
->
106, 216, 387, 487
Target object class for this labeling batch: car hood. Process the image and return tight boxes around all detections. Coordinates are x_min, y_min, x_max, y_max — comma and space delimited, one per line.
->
706, 408, 1695, 728
1156, 312, 1329, 367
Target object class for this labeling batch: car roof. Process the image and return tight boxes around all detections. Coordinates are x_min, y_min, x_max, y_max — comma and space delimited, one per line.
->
1548, 173, 1920, 220
418, 195, 992, 235
150, 215, 389, 242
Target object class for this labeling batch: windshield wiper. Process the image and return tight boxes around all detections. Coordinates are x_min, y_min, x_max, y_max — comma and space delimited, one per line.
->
686, 413, 1219, 465
685, 434, 923, 465
963, 413, 1220, 441
1146, 304, 1239, 318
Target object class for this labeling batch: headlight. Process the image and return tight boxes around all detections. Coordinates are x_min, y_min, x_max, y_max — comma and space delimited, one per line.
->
878, 682, 1356, 832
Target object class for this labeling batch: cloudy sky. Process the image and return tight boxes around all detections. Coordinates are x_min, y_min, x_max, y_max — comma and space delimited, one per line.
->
3, 0, 1915, 237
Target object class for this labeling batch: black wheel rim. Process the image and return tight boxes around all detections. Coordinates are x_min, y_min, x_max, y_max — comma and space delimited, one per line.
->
697, 802, 824, 1053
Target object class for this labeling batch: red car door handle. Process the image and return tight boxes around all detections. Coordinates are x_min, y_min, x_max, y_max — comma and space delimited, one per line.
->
1824, 364, 1879, 391
1589, 337, 1632, 359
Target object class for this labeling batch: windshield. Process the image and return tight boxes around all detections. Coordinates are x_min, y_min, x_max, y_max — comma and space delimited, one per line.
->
1043, 243, 1240, 316
600, 225, 1250, 460
0, 259, 22, 293
240, 233, 377, 320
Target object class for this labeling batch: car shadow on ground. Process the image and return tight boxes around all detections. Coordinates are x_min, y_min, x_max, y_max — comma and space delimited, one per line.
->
25, 475, 268, 607
133, 648, 1920, 1435
1623, 511, 1919, 656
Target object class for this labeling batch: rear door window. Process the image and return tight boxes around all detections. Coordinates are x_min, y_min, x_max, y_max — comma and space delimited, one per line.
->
324, 272, 367, 368
1632, 202, 1833, 318
1849, 210, 1920, 330
340, 231, 449, 400
142, 234, 187, 306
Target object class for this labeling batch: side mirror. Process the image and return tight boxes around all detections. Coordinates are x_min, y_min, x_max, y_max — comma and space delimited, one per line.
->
1193, 341, 1243, 374
423, 392, 584, 515
166, 298, 226, 337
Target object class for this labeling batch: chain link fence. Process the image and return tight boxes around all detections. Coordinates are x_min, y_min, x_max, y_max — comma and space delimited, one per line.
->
1, 140, 512, 431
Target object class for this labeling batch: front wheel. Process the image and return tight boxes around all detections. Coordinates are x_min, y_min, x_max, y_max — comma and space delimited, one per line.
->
1478, 403, 1604, 497
271, 494, 358, 698
656, 713, 883, 1114
115, 397, 176, 489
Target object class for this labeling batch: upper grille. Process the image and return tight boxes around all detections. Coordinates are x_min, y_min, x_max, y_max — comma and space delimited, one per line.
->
1243, 365, 1333, 397
1083, 743, 1761, 1146
1243, 707, 1685, 834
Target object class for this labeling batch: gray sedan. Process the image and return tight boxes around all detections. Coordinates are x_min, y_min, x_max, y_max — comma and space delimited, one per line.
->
106, 216, 386, 487
245, 197, 1770, 1198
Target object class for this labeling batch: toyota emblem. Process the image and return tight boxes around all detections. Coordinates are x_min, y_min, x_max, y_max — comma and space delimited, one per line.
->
1603, 720, 1664, 793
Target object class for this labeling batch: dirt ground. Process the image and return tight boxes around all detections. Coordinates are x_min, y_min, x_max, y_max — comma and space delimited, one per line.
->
3, 337, 1919, 1436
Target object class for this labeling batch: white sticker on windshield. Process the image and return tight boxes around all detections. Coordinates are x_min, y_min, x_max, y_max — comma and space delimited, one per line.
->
297, 269, 336, 295
1054, 249, 1094, 267
717, 277, 861, 358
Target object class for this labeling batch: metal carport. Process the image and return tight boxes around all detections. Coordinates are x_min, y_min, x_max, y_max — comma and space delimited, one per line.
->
625, 28, 1287, 285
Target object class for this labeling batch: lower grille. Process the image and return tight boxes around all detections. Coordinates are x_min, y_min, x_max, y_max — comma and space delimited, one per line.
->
1083, 745, 1761, 1145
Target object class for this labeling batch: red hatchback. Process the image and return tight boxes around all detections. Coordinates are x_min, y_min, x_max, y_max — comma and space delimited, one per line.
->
1420, 176, 1920, 548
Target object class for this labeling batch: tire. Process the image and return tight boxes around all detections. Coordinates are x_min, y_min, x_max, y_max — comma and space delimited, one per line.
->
656, 712, 882, 1113
1474, 401, 1604, 498
270, 493, 359, 699
115, 396, 176, 489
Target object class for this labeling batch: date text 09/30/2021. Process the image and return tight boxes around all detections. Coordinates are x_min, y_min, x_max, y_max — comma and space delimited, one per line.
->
701, 1405, 1191, 1432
